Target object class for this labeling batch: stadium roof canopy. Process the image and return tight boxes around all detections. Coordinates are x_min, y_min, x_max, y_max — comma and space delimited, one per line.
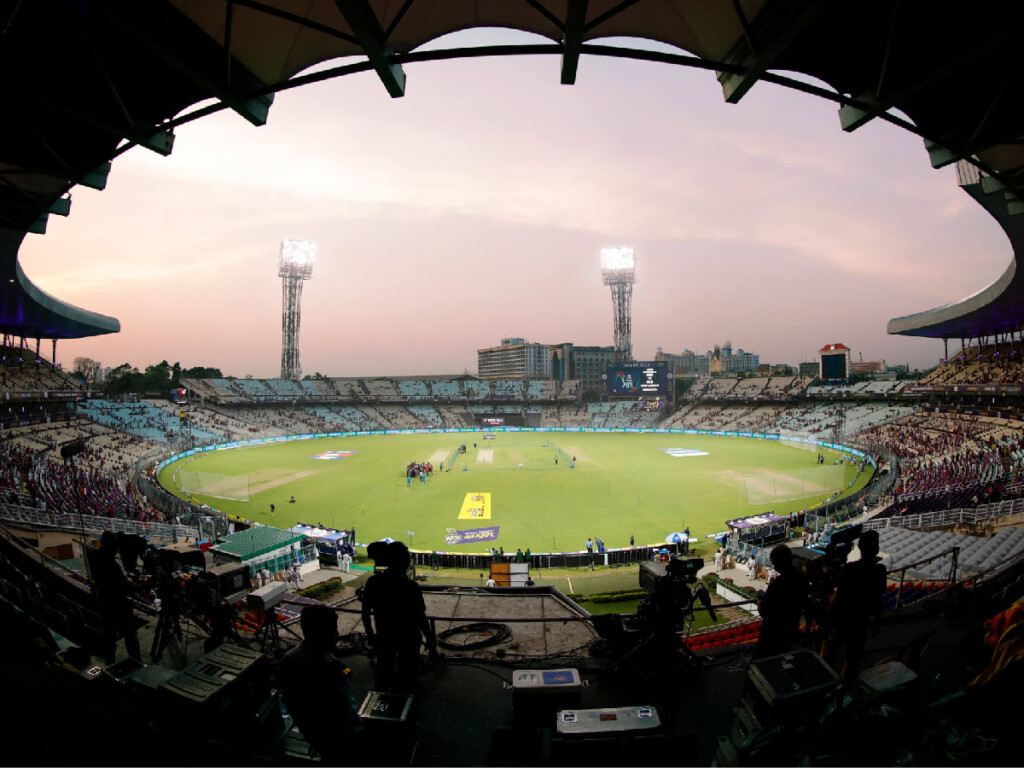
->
2, 1, 1024, 343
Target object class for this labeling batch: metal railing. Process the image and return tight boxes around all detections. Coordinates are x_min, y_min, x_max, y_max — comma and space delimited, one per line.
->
865, 497, 1024, 532
0, 502, 198, 540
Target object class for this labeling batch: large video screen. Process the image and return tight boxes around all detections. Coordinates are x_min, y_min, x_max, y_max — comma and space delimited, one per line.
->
821, 353, 848, 381
604, 361, 671, 397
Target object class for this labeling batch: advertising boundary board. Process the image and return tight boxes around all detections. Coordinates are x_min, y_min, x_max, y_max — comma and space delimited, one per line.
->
157, 427, 874, 478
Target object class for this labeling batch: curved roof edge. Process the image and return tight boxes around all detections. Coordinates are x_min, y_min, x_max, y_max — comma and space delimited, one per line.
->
0, 228, 120, 340
15, 261, 121, 339
888, 182, 1024, 340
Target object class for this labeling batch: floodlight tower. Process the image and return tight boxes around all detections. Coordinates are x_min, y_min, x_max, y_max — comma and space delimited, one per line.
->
279, 239, 316, 381
600, 247, 636, 362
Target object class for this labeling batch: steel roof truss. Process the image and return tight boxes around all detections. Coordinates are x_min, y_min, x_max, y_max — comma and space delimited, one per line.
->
560, 0, 587, 85
841, 23, 1024, 135
91, 2, 274, 128
717, 0, 823, 105
334, 0, 406, 98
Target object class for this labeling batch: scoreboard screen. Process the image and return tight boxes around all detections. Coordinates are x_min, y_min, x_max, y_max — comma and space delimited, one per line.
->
481, 416, 504, 427
821, 354, 848, 381
604, 361, 671, 397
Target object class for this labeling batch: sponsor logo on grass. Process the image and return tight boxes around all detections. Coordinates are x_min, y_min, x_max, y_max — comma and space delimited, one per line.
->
445, 526, 500, 545
310, 451, 358, 460
459, 492, 491, 519
661, 448, 710, 458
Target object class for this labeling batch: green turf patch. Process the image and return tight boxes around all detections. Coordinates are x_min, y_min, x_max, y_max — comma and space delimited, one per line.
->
159, 431, 872, 555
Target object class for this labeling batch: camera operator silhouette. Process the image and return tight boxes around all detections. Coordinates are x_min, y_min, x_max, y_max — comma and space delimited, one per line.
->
88, 530, 142, 664
753, 544, 809, 659
279, 604, 365, 764
361, 540, 436, 691
821, 529, 887, 683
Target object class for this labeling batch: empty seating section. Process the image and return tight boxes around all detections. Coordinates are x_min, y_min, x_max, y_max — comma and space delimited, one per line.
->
462, 380, 490, 399
730, 377, 768, 399
77, 399, 222, 443
299, 380, 324, 397
877, 527, 1024, 581
492, 379, 523, 399
431, 380, 460, 398
526, 380, 544, 399
329, 378, 363, 398
364, 379, 399, 398
763, 376, 795, 395
397, 380, 429, 398
233, 379, 273, 397
704, 378, 739, 398
264, 378, 304, 397
407, 405, 442, 425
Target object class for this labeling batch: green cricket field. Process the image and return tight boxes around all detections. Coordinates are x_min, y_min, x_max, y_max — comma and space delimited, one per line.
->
157, 431, 870, 553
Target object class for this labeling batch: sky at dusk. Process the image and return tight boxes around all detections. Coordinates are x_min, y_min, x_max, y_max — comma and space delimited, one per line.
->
18, 31, 1012, 379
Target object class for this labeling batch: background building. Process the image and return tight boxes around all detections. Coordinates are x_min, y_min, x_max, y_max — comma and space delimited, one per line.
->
819, 343, 852, 382
477, 338, 551, 379
571, 345, 616, 396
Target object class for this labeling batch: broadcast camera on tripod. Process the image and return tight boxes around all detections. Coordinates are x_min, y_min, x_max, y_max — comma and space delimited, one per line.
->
596, 556, 717, 674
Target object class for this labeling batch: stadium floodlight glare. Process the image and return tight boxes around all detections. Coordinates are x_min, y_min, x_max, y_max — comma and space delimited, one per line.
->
279, 238, 316, 279
600, 247, 636, 275
600, 247, 636, 362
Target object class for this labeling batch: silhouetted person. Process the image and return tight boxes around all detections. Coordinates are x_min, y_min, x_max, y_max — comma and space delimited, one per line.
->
279, 605, 364, 764
361, 541, 436, 692
822, 529, 887, 683
753, 545, 808, 659
88, 530, 142, 664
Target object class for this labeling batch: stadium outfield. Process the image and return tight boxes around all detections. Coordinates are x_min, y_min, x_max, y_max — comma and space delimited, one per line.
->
157, 428, 872, 554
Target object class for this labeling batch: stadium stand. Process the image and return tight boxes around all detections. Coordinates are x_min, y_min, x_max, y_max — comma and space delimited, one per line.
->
5, 4, 1024, 763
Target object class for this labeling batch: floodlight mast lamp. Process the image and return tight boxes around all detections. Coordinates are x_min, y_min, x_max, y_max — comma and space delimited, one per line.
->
600, 248, 636, 363
279, 239, 317, 381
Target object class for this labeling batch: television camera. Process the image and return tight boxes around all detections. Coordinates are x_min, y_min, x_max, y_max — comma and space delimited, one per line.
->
596, 556, 717, 674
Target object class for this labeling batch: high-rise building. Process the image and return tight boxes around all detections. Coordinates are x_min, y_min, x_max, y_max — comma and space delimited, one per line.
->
572, 345, 616, 395
477, 338, 550, 379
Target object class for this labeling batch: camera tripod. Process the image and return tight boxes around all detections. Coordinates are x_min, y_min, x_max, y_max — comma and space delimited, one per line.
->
251, 605, 302, 654
151, 596, 189, 664
612, 577, 714, 675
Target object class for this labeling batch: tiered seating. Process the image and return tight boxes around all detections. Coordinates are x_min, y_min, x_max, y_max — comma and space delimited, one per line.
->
181, 377, 234, 400
364, 379, 399, 398
397, 380, 429, 398
681, 378, 713, 401
763, 376, 795, 396
730, 377, 768, 399
232, 379, 272, 397
430, 380, 460, 398
375, 406, 418, 428
492, 379, 523, 399
299, 380, 326, 397
407, 405, 442, 425
0, 359, 81, 391
526, 380, 544, 400
462, 380, 490, 399
264, 378, 304, 397
438, 406, 473, 427
330, 378, 364, 398
704, 378, 738, 398
921, 341, 1024, 387
844, 404, 916, 435
773, 403, 841, 436
877, 527, 1024, 580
